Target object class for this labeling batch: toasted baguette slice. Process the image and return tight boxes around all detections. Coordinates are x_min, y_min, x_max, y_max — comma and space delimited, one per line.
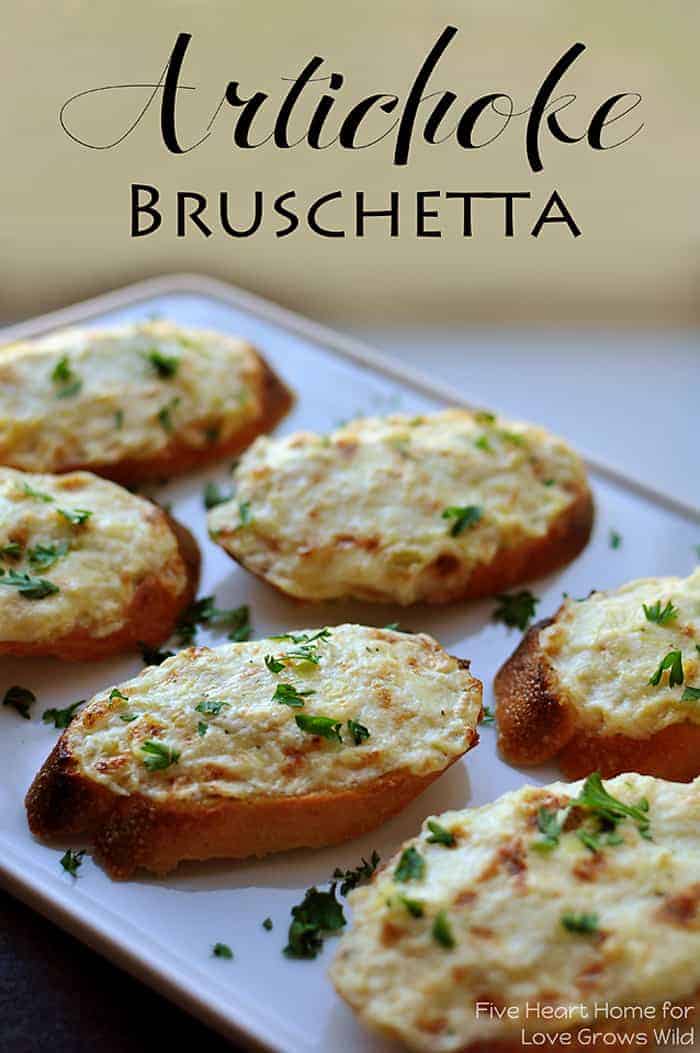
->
0, 467, 199, 659
495, 568, 700, 780
26, 625, 481, 877
208, 409, 593, 606
331, 773, 700, 1053
0, 321, 292, 483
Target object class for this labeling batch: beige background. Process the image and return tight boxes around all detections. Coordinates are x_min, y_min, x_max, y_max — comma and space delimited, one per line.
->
1, 1, 698, 325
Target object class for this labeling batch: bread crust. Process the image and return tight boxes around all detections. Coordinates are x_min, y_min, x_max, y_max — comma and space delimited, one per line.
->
25, 738, 470, 878
415, 484, 594, 605
0, 505, 199, 661
31, 356, 293, 486
495, 615, 700, 781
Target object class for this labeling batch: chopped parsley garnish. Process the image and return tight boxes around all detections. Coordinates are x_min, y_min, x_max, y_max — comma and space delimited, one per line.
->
533, 773, 652, 855
51, 356, 82, 398
532, 806, 566, 852
270, 629, 331, 645
499, 429, 526, 447
492, 590, 539, 631
157, 397, 180, 433
347, 719, 370, 745
474, 435, 493, 453
474, 410, 496, 425
262, 917, 273, 931
55, 380, 83, 399
120, 714, 138, 723
42, 700, 84, 728
2, 685, 35, 720
110, 688, 129, 702
0, 542, 22, 560
332, 850, 380, 895
51, 356, 73, 384
398, 895, 424, 918
27, 540, 69, 570
22, 483, 53, 502
383, 622, 400, 631
643, 600, 678, 625
609, 529, 622, 549
273, 683, 314, 708
140, 739, 180, 771
139, 643, 175, 666
575, 772, 651, 840
481, 706, 496, 726
176, 595, 251, 645
294, 713, 342, 741
57, 507, 92, 527
60, 848, 86, 877
394, 846, 425, 882
0, 569, 59, 599
145, 348, 180, 378
212, 942, 233, 959
265, 654, 285, 674
266, 630, 331, 669
114, 409, 124, 429
561, 911, 599, 935
284, 884, 346, 959
441, 504, 483, 537
281, 646, 319, 666
681, 685, 700, 702
195, 699, 227, 716
649, 650, 684, 688
197, 721, 208, 736
203, 481, 234, 510
205, 423, 221, 444
238, 501, 252, 527
431, 910, 456, 948
576, 828, 623, 853
426, 820, 456, 847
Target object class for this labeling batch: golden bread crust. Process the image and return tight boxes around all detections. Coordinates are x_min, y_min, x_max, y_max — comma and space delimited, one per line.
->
26, 740, 465, 878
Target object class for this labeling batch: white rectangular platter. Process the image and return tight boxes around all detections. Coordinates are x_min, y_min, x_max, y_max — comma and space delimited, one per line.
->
1, 274, 698, 1053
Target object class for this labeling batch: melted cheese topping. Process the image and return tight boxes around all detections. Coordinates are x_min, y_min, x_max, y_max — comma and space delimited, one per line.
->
331, 774, 700, 1052
65, 625, 481, 802
540, 569, 700, 737
208, 409, 588, 604
0, 468, 187, 642
0, 322, 263, 472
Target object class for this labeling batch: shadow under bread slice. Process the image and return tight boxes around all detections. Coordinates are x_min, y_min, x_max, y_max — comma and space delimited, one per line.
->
0, 466, 199, 660
208, 408, 593, 606
495, 568, 700, 780
0, 320, 292, 484
330, 773, 700, 1053
25, 624, 481, 877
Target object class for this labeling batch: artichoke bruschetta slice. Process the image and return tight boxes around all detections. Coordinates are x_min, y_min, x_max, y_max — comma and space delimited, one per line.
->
26, 625, 481, 877
331, 773, 700, 1052
0, 321, 292, 483
208, 409, 593, 605
0, 467, 198, 659
495, 569, 700, 780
